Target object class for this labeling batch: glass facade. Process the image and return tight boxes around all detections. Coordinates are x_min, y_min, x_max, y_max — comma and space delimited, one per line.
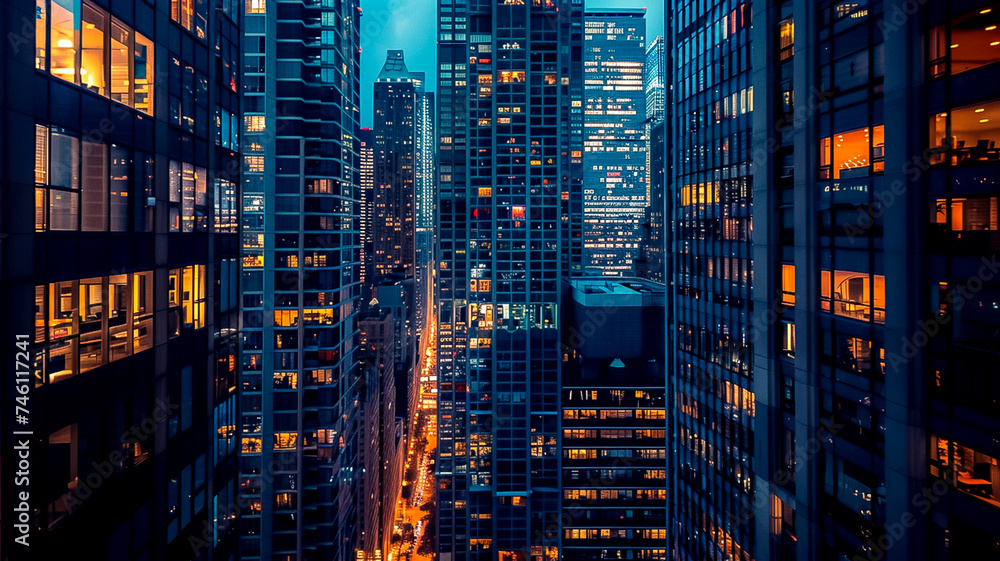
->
435, 0, 583, 559
583, 11, 648, 276
667, 1, 755, 560
238, 0, 362, 559
2, 0, 241, 558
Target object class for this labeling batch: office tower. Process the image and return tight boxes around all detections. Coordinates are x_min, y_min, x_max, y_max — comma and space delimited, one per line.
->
435, 0, 584, 558
583, 11, 648, 276
644, 35, 666, 125
358, 308, 404, 560
373, 276, 418, 422
360, 127, 375, 287
373, 50, 421, 282
238, 0, 362, 559
415, 89, 437, 346
560, 278, 667, 561
746, 2, 1000, 561
665, 1, 756, 560
0, 0, 240, 558
638, 119, 666, 283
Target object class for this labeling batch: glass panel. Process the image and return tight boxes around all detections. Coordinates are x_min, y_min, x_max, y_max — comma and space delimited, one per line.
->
79, 277, 104, 372
133, 33, 154, 114
110, 145, 128, 232
109, 19, 131, 106
81, 139, 107, 231
182, 162, 195, 232
35, 125, 48, 185
50, 0, 80, 84
49, 129, 79, 190
133, 272, 154, 353
109, 274, 130, 361
949, 99, 1000, 165
80, 2, 106, 95
36, 0, 47, 70
50, 190, 79, 231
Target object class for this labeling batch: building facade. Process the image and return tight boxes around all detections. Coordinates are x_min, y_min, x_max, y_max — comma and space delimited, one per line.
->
237, 0, 363, 559
560, 278, 667, 560
749, 1, 1000, 560
373, 50, 421, 282
360, 127, 375, 287
645, 35, 666, 125
1, 0, 241, 558
583, 10, 647, 276
666, 1, 756, 560
435, 0, 584, 558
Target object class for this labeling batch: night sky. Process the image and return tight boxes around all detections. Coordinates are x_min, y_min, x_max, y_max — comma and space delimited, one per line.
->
359, 0, 666, 127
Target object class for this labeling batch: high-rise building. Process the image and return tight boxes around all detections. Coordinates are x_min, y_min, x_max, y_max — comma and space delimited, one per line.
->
373, 50, 421, 282
238, 0, 362, 559
583, 11, 648, 276
747, 2, 1000, 561
358, 307, 404, 560
1, 0, 241, 558
360, 127, 375, 287
435, 0, 584, 558
644, 35, 666, 125
665, 1, 756, 560
560, 278, 667, 561
638, 119, 666, 283
415, 88, 437, 347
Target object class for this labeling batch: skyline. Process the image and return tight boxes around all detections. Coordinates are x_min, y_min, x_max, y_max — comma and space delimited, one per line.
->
359, 0, 665, 127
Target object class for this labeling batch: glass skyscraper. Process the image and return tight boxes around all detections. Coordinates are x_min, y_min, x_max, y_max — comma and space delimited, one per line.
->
435, 0, 583, 559
666, 1, 756, 560
238, 0, 362, 559
583, 10, 648, 276
1, 0, 241, 558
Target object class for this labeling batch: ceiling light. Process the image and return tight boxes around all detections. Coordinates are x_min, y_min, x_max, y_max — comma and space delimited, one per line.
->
982, 8, 992, 14
976, 108, 986, 113
981, 119, 991, 123
57, 39, 72, 48
992, 41, 1000, 46
988, 25, 998, 31
951, 44, 960, 48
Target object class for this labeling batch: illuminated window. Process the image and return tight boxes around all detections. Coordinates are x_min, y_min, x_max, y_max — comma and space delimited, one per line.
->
245, 115, 266, 133
778, 18, 794, 60
931, 99, 1000, 166
932, 197, 999, 231
819, 125, 884, 179
246, 0, 265, 13
929, 6, 1000, 78
273, 432, 298, 450
50, 0, 79, 84
781, 264, 795, 305
820, 269, 885, 324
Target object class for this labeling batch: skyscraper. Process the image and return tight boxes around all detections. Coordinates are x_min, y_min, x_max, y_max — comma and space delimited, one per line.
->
1, 0, 241, 558
238, 0, 362, 559
583, 10, 647, 277
435, 0, 584, 558
665, 1, 756, 560
373, 50, 421, 282
644, 35, 666, 125
748, 2, 1000, 560
360, 127, 375, 287
415, 89, 437, 349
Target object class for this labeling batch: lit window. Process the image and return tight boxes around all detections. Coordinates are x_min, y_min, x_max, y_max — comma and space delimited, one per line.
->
246, 0, 265, 13
781, 264, 795, 305
819, 125, 884, 179
930, 99, 1000, 166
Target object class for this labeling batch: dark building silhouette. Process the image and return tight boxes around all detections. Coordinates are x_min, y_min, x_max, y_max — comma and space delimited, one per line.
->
561, 278, 667, 560
0, 0, 241, 558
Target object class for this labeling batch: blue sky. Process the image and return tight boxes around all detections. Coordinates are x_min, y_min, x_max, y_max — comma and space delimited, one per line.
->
359, 0, 665, 127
